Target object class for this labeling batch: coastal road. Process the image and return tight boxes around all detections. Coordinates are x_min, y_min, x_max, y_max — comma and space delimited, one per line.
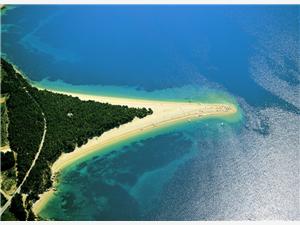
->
0, 71, 47, 217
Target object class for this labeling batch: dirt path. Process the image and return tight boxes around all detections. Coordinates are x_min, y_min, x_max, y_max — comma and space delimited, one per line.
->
0, 72, 47, 217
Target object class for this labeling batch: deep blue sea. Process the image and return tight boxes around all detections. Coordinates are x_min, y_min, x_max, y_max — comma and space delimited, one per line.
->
1, 5, 299, 220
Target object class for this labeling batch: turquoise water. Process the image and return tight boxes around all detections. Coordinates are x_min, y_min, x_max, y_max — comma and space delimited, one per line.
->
1, 5, 299, 220
39, 118, 243, 220
33, 78, 238, 104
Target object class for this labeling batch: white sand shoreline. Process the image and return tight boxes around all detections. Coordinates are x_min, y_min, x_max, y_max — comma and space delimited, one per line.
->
32, 89, 238, 215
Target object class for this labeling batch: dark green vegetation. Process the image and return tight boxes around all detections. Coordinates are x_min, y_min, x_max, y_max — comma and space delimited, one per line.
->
0, 210, 16, 221
9, 194, 26, 221
1, 193, 7, 206
0, 152, 15, 171
1, 102, 9, 147
1, 60, 44, 184
0, 58, 152, 220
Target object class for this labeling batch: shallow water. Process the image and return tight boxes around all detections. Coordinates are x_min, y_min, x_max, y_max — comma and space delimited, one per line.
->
39, 118, 244, 220
1, 5, 299, 220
